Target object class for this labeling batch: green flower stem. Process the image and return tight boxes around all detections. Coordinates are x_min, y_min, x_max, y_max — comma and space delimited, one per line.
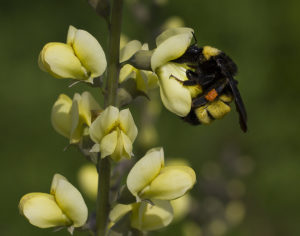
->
96, 0, 123, 235
105, 0, 123, 107
96, 157, 111, 236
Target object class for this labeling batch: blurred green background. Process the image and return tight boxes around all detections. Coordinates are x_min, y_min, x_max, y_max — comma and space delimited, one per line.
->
1, 0, 300, 235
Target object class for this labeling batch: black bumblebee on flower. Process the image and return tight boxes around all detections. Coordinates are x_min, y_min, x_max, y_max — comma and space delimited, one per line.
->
173, 44, 248, 132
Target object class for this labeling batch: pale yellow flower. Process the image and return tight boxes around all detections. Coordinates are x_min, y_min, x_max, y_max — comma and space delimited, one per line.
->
127, 147, 196, 201
39, 25, 106, 83
119, 40, 158, 94
51, 91, 100, 143
151, 27, 202, 116
89, 106, 138, 162
109, 200, 173, 231
19, 174, 88, 232
131, 200, 173, 231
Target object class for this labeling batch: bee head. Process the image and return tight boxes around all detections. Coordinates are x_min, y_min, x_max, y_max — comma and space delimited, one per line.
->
184, 45, 203, 63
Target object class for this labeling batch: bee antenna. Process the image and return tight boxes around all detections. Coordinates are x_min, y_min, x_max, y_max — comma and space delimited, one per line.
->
192, 32, 198, 44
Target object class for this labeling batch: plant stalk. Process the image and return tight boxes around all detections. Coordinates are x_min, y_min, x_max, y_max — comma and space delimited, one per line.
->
96, 157, 111, 236
105, 0, 123, 107
96, 0, 123, 235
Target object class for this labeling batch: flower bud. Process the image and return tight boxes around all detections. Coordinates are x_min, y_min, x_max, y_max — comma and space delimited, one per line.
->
51, 92, 101, 143
19, 174, 88, 230
127, 147, 196, 201
39, 25, 106, 83
89, 106, 138, 162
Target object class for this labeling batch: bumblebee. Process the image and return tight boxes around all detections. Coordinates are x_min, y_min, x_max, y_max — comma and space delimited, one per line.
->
173, 45, 248, 132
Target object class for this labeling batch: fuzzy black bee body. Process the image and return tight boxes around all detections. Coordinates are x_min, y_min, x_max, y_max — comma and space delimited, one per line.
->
173, 45, 247, 132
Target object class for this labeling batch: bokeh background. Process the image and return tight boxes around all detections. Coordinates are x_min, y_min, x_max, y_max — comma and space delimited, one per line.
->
1, 0, 300, 235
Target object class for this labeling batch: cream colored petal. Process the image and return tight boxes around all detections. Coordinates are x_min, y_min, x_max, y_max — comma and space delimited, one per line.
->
157, 63, 191, 116
90, 143, 100, 153
100, 130, 118, 158
151, 32, 193, 71
89, 106, 119, 143
135, 70, 158, 93
110, 130, 132, 162
141, 43, 149, 50
40, 42, 88, 79
145, 71, 159, 90
19, 193, 71, 228
51, 94, 73, 139
120, 131, 133, 157
50, 173, 68, 194
72, 29, 107, 78
155, 27, 194, 46
120, 40, 142, 63
119, 108, 138, 142
69, 97, 82, 143
109, 204, 133, 223
66, 25, 77, 45
127, 147, 164, 197
119, 64, 136, 83
79, 91, 101, 126
141, 166, 196, 200
53, 175, 88, 227
131, 200, 173, 231
77, 164, 98, 200
135, 70, 148, 93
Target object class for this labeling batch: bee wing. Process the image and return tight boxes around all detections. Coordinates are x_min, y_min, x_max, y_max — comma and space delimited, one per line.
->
227, 77, 248, 132
216, 57, 247, 132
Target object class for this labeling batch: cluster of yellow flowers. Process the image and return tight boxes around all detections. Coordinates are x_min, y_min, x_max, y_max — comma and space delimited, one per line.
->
19, 25, 199, 234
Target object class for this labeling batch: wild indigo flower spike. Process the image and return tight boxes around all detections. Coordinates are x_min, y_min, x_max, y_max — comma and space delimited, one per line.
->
51, 91, 101, 143
19, 174, 88, 233
89, 106, 138, 162
109, 200, 173, 231
39, 25, 107, 83
127, 147, 196, 201
151, 27, 202, 117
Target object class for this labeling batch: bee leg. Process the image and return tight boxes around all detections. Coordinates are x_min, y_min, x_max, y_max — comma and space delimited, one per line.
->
169, 74, 199, 86
198, 74, 216, 86
192, 96, 208, 107
192, 79, 228, 108
186, 69, 216, 87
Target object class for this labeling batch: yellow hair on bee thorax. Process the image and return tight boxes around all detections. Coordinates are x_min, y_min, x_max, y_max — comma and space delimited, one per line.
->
203, 46, 220, 60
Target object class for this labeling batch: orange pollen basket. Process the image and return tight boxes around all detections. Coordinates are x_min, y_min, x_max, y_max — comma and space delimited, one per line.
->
205, 89, 218, 101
